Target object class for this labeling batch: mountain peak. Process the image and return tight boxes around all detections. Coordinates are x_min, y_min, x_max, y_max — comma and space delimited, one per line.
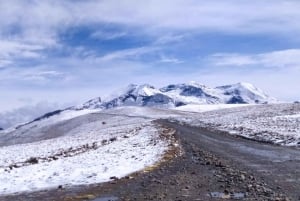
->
125, 84, 159, 97
236, 82, 258, 90
75, 97, 102, 110
188, 81, 206, 88
10, 81, 278, 131
216, 82, 276, 104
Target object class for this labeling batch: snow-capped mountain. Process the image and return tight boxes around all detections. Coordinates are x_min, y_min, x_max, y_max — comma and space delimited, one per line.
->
75, 84, 175, 110
216, 82, 277, 104
75, 82, 277, 110
73, 97, 102, 110
4, 82, 277, 130
161, 82, 223, 105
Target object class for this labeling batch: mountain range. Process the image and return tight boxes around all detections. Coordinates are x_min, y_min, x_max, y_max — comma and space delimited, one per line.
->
1, 82, 278, 129
74, 82, 277, 110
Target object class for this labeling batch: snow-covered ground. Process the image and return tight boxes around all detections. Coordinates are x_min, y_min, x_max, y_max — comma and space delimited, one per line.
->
1, 109, 100, 134
173, 103, 300, 147
174, 104, 249, 113
1, 103, 299, 196
103, 106, 190, 119
0, 113, 175, 195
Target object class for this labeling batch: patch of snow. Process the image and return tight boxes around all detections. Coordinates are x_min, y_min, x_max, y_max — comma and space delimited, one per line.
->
273, 114, 300, 119
53, 109, 100, 122
2, 109, 100, 134
173, 103, 300, 147
174, 104, 249, 113
0, 117, 169, 195
104, 106, 190, 119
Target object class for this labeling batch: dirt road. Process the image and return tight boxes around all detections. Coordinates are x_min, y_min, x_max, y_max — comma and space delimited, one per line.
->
163, 120, 300, 200
1, 120, 299, 201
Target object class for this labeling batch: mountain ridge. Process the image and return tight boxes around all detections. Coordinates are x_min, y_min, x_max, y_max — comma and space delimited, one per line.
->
2, 81, 277, 130
75, 81, 277, 110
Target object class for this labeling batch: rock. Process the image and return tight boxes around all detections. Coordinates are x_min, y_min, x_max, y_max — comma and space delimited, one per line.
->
26, 157, 39, 164
110, 176, 119, 180
109, 137, 117, 142
215, 161, 224, 167
125, 176, 134, 179
249, 175, 255, 181
224, 189, 229, 194
240, 174, 246, 181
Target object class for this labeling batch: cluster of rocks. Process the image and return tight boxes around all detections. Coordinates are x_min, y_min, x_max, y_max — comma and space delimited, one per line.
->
191, 145, 290, 201
3, 137, 118, 173
0, 122, 294, 201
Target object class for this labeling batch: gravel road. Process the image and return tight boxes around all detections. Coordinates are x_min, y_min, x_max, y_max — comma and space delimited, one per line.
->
1, 120, 299, 201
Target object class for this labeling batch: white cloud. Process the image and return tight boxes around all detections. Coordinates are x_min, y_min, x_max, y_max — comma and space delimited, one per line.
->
200, 49, 300, 101
1, 0, 300, 39
0, 0, 300, 112
209, 54, 256, 66
90, 30, 127, 40
23, 70, 68, 82
195, 68, 300, 102
209, 49, 300, 69
0, 0, 299, 68
0, 40, 45, 68
159, 55, 184, 64
259, 49, 300, 69
154, 34, 186, 45
0, 66, 70, 86
0, 59, 12, 68
0, 40, 43, 56
97, 46, 159, 61
0, 101, 66, 129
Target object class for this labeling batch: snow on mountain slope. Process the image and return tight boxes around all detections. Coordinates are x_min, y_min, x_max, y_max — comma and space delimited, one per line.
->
74, 97, 102, 110
100, 84, 174, 109
0, 109, 99, 138
160, 82, 221, 105
173, 103, 300, 147
103, 106, 192, 119
0, 81, 276, 131
0, 113, 177, 195
1, 102, 299, 196
0, 106, 193, 147
174, 104, 249, 113
216, 82, 277, 104
67, 82, 276, 113
95, 82, 276, 110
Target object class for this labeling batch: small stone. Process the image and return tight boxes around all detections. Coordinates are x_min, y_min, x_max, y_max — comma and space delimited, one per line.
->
224, 189, 229, 194
110, 176, 118, 180
240, 174, 246, 181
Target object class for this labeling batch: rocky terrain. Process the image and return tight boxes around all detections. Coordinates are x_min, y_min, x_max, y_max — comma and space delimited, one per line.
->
1, 120, 298, 201
174, 103, 300, 147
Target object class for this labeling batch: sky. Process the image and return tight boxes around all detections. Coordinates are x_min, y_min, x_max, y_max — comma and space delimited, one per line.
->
1, 0, 300, 117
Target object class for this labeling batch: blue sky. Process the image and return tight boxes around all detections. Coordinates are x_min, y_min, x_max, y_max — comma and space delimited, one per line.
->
1, 0, 300, 113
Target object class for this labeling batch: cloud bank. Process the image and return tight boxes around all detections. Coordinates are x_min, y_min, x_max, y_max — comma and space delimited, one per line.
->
0, 102, 65, 129
0, 0, 300, 125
